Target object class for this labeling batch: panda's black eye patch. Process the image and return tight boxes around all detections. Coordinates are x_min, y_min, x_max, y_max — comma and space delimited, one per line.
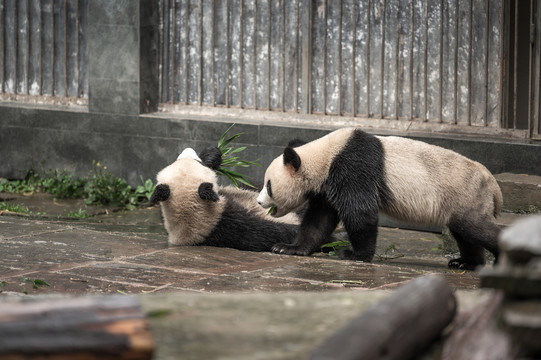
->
267, 180, 272, 198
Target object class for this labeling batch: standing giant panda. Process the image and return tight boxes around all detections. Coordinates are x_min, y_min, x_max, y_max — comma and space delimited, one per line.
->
151, 147, 300, 251
257, 128, 502, 270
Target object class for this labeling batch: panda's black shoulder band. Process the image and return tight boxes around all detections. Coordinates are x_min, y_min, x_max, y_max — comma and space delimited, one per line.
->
151, 184, 170, 203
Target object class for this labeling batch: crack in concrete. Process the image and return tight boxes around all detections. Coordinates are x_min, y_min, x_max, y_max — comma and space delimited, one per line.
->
2, 228, 66, 241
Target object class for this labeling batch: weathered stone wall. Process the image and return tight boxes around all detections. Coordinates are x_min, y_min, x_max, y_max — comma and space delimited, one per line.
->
1, 0, 540, 186
2, 104, 541, 187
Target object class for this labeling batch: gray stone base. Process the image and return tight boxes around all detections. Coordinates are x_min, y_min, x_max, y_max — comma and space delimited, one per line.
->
2, 103, 541, 187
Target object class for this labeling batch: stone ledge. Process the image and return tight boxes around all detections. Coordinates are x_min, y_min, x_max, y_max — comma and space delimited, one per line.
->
495, 173, 541, 212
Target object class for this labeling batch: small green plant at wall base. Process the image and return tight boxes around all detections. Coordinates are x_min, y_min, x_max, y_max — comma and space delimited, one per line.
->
0, 178, 7, 192
84, 161, 131, 207
84, 162, 156, 210
1, 164, 156, 212
134, 176, 156, 202
216, 124, 261, 188
66, 208, 90, 219
0, 202, 29, 214
0, 170, 85, 198
0, 177, 36, 194
40, 170, 85, 199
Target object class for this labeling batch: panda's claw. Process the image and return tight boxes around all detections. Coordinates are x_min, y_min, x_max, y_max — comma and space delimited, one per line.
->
271, 243, 313, 256
447, 258, 481, 271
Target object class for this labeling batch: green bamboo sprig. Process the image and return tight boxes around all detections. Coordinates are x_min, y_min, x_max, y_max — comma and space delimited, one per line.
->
216, 124, 261, 188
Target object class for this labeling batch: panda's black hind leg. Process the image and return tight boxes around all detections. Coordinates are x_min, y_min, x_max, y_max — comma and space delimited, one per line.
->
447, 214, 500, 270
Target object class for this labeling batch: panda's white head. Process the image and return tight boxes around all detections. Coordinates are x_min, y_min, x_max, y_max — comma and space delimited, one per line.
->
151, 147, 225, 245
152, 147, 221, 205
257, 142, 310, 218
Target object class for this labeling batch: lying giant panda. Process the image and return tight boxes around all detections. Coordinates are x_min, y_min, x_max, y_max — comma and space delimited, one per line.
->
257, 128, 502, 270
151, 147, 300, 251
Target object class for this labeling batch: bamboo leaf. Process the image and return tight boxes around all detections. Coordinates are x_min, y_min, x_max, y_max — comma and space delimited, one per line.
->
240, 160, 262, 167
225, 173, 239, 188
217, 123, 236, 148
223, 169, 247, 177
214, 124, 260, 188
236, 176, 256, 188
222, 147, 233, 157
222, 156, 240, 164
230, 146, 247, 154
321, 240, 351, 249
221, 133, 243, 149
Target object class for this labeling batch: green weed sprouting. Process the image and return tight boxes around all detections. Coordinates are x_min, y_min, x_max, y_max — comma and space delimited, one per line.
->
66, 208, 90, 219
40, 170, 85, 199
134, 176, 156, 202
0, 163, 156, 211
0, 170, 84, 198
84, 162, 156, 210
84, 160, 133, 207
0, 202, 29, 214
216, 124, 261, 188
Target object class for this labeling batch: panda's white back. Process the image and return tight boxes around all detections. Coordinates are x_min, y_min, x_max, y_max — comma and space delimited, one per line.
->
377, 135, 502, 226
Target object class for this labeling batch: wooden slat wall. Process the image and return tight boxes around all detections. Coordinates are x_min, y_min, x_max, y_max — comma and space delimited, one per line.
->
159, 0, 303, 111
0, 0, 88, 98
159, 0, 512, 129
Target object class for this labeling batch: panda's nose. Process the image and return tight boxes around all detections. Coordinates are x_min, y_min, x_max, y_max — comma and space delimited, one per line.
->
256, 192, 265, 206
257, 199, 269, 208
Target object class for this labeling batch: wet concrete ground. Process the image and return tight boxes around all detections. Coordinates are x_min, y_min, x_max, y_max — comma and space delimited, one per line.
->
0, 194, 518, 359
0, 194, 482, 295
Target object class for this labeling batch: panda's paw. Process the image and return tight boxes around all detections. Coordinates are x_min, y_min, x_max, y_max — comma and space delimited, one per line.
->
271, 243, 314, 256
447, 258, 480, 271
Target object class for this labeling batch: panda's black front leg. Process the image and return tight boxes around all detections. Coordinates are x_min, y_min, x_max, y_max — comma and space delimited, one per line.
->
272, 194, 339, 256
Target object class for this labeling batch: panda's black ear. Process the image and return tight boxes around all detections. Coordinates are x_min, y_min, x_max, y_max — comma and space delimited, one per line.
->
198, 146, 223, 170
287, 138, 306, 148
283, 146, 301, 172
198, 182, 220, 202
150, 184, 170, 203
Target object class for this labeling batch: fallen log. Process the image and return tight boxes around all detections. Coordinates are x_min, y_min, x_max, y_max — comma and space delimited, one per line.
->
441, 291, 513, 360
310, 275, 456, 360
0, 295, 154, 360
